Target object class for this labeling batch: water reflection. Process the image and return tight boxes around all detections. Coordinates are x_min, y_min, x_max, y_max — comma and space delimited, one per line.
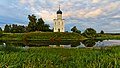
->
81, 39, 104, 47
82, 39, 96, 47
1, 39, 120, 48
0, 40, 81, 48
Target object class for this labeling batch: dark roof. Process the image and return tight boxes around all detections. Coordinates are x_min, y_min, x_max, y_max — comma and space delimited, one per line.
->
57, 9, 62, 14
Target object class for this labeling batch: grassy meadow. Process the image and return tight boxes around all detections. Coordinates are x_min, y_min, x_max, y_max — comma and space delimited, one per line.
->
96, 34, 120, 40
0, 45, 120, 68
1, 32, 120, 68
1, 32, 120, 41
0, 32, 85, 41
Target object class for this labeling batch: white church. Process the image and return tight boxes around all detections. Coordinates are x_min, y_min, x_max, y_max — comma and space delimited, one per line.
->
53, 6, 65, 32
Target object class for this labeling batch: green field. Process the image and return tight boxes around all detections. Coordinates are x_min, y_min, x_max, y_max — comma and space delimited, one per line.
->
96, 34, 120, 40
0, 32, 85, 41
1, 32, 120, 41
0, 45, 120, 68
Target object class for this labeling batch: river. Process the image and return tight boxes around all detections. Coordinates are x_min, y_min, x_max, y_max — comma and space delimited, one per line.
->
1, 39, 120, 48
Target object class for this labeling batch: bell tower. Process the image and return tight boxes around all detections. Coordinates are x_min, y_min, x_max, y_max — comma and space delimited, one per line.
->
53, 5, 65, 32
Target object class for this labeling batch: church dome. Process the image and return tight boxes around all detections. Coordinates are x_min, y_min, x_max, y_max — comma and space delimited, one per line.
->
57, 9, 62, 14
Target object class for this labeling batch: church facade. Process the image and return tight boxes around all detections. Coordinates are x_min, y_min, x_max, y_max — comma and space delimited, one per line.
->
53, 6, 65, 32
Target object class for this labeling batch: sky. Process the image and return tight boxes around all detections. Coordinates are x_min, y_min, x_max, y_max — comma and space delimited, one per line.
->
0, 0, 120, 33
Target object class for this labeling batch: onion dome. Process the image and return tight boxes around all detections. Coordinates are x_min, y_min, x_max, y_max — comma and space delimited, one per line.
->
57, 5, 62, 14
57, 9, 62, 14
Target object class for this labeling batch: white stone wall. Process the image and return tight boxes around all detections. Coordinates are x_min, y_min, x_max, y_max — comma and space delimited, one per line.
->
54, 19, 64, 32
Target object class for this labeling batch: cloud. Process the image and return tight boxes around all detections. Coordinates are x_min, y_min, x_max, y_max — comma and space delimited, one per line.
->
20, 0, 34, 5
0, 0, 120, 33
20, 0, 26, 4
19, 0, 119, 19
101, 21, 120, 32
36, 10, 56, 22
113, 15, 120, 18
92, 0, 100, 3
62, 8, 103, 19
104, 2, 119, 12
84, 8, 103, 18
18, 0, 120, 33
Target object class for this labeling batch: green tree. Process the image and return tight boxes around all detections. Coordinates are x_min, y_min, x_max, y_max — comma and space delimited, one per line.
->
82, 28, 96, 38
71, 26, 78, 32
37, 18, 45, 25
27, 14, 51, 32
28, 14, 37, 23
11, 24, 17, 33
27, 14, 37, 32
4, 24, 11, 33
76, 30, 81, 34
17, 25, 26, 33
0, 27, 2, 32
36, 18, 50, 31
36, 18, 44, 31
71, 26, 81, 34
100, 30, 104, 34
44, 24, 50, 31
11, 24, 26, 33
0, 27, 2, 37
5, 24, 26, 33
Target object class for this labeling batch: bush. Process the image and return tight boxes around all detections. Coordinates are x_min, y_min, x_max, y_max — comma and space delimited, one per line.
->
100, 30, 104, 34
82, 28, 96, 38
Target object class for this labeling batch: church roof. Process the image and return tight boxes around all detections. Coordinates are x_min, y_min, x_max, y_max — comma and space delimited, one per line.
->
57, 9, 62, 14
57, 5, 62, 14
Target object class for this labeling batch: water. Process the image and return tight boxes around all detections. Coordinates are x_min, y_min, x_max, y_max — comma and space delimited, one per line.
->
95, 40, 120, 47
1, 40, 120, 48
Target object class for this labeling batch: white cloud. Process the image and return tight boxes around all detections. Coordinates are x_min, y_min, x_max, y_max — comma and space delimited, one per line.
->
84, 8, 103, 18
1, 0, 120, 32
36, 10, 56, 21
92, 0, 100, 3
113, 15, 120, 18
105, 2, 119, 11
20, 0, 26, 4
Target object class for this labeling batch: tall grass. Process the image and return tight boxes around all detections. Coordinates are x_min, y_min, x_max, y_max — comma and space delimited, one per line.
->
0, 46, 120, 68
0, 45, 23, 52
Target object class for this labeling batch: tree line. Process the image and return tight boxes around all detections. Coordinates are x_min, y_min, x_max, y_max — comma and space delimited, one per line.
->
71, 26, 104, 38
27, 14, 52, 32
2, 14, 52, 33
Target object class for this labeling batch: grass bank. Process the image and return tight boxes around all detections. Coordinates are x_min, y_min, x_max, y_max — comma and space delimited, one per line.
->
96, 34, 120, 40
0, 32, 85, 41
0, 46, 120, 68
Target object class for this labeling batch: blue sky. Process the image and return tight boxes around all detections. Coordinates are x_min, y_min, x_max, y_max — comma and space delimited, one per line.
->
0, 0, 120, 33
